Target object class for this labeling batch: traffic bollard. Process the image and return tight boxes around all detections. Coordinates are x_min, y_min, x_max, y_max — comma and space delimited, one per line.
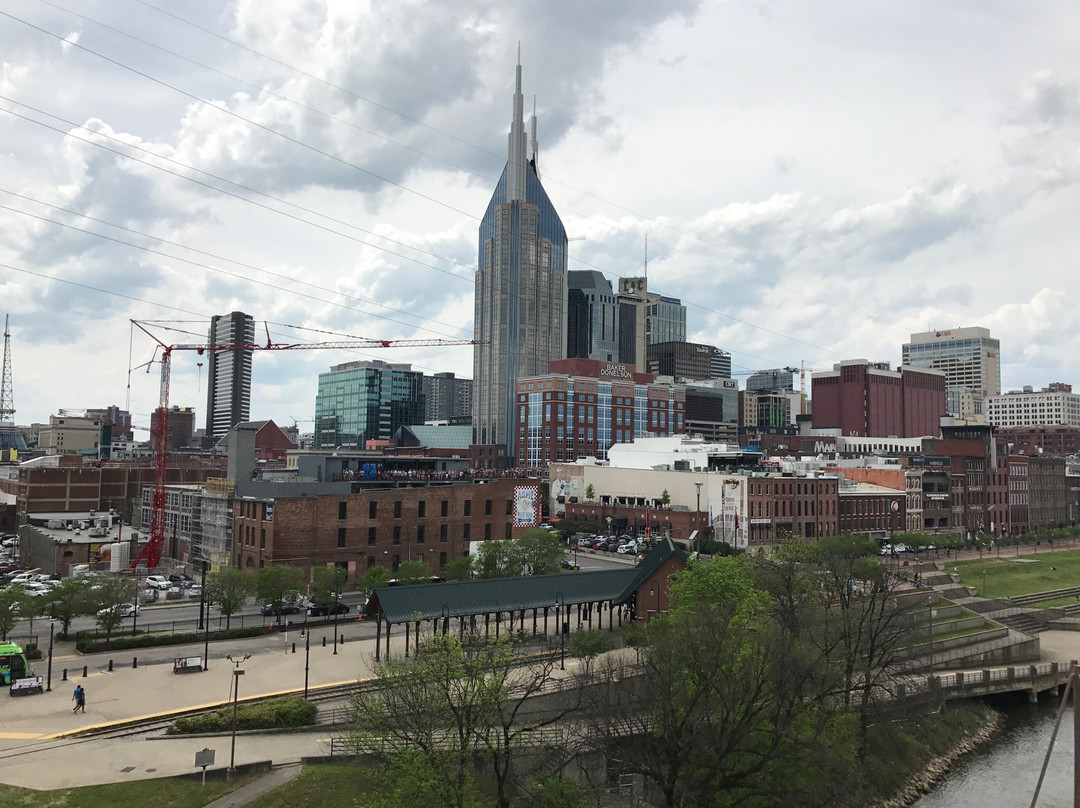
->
322, 636, 327, 647
62, 669, 67, 681
82, 665, 88, 678
292, 642, 296, 654
133, 657, 138, 669
108, 659, 113, 672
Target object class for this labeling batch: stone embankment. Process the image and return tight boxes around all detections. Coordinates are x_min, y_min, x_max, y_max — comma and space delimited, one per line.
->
871, 707, 1004, 808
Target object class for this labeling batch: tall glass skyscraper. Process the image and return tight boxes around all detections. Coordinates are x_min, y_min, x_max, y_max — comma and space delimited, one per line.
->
567, 270, 619, 362
473, 57, 568, 466
205, 311, 255, 440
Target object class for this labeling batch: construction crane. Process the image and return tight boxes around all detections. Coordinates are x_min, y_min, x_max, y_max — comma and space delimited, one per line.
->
129, 320, 482, 571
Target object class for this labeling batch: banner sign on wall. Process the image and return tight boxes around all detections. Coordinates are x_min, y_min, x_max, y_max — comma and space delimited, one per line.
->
514, 486, 539, 527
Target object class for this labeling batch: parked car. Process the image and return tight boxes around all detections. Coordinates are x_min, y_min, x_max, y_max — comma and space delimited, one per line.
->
144, 575, 171, 590
261, 602, 300, 616
169, 574, 195, 589
187, 584, 202, 599
307, 601, 351, 617
617, 542, 640, 555
97, 603, 139, 618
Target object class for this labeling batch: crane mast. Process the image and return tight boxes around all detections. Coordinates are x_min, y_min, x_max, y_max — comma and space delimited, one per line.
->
129, 321, 481, 571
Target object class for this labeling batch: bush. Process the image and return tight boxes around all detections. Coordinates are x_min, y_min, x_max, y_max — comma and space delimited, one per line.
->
24, 642, 42, 660
700, 540, 732, 556
167, 696, 317, 735
76, 625, 268, 653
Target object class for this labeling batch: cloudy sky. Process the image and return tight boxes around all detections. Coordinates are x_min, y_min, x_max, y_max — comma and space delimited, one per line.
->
1, 1, 1078, 430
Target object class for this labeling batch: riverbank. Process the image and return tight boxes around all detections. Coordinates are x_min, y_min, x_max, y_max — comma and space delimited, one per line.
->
869, 703, 1004, 808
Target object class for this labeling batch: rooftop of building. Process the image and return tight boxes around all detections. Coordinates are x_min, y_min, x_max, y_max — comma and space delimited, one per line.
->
838, 481, 905, 495
398, 424, 473, 450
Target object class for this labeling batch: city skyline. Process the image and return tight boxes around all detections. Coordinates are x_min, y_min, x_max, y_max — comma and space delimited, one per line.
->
0, 4, 1077, 425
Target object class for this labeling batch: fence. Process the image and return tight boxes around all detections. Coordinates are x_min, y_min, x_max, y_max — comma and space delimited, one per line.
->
74, 612, 345, 644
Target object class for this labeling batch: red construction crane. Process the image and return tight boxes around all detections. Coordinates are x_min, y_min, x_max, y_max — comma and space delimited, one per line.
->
129, 320, 481, 571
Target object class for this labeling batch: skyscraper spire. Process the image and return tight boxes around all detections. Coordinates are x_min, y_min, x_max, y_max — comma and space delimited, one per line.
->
529, 95, 539, 177
506, 45, 528, 203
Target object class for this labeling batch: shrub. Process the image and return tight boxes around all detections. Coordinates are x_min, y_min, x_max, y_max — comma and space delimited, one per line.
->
24, 642, 42, 660
167, 696, 317, 735
76, 625, 268, 653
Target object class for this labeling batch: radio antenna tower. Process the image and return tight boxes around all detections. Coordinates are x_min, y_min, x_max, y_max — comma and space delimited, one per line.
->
0, 315, 14, 424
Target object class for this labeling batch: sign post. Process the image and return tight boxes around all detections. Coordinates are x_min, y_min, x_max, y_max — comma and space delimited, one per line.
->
194, 748, 215, 786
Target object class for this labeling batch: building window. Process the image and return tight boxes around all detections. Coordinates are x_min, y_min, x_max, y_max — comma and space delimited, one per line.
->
463, 524, 470, 540
338, 501, 347, 520
368, 527, 376, 546
367, 555, 375, 569
464, 500, 472, 516
393, 501, 402, 519
441, 500, 448, 517
369, 501, 377, 519
260, 529, 265, 549
392, 526, 401, 545
337, 527, 346, 548
505, 499, 513, 516
392, 554, 400, 571
439, 552, 447, 568
484, 524, 492, 540
416, 525, 425, 544
417, 500, 426, 518
485, 499, 493, 516
440, 524, 448, 542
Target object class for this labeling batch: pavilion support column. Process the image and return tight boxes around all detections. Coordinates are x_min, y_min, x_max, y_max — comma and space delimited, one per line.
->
376, 616, 383, 661
415, 620, 421, 648
618, 602, 622, 627
588, 603, 593, 629
609, 600, 614, 630
543, 607, 548, 635
485, 613, 490, 639
459, 616, 465, 640
533, 609, 537, 635
509, 610, 514, 633
405, 621, 410, 658
385, 621, 391, 659
496, 611, 501, 638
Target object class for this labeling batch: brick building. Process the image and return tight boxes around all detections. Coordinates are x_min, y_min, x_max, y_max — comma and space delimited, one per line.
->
233, 479, 527, 580
516, 358, 685, 467
997, 426, 1080, 457
811, 360, 946, 437
838, 482, 906, 536
1028, 455, 1069, 529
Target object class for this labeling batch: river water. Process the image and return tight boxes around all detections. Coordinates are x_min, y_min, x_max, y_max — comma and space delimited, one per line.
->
913, 694, 1075, 808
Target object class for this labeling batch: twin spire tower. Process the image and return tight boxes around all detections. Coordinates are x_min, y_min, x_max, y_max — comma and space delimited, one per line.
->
472, 52, 568, 467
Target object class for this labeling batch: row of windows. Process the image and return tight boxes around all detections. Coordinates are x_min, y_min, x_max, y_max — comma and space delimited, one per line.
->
337, 499, 503, 520
335, 522, 494, 547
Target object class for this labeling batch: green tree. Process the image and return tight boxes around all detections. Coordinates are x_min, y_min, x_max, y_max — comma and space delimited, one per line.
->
254, 564, 304, 624
668, 555, 773, 623
206, 567, 253, 630
310, 564, 347, 605
350, 634, 579, 808
395, 559, 434, 586
358, 565, 390, 599
660, 489, 671, 508
48, 578, 92, 637
472, 540, 516, 579
584, 484, 595, 501
569, 629, 611, 674
14, 586, 47, 639
443, 555, 473, 581
91, 575, 137, 644
588, 604, 851, 808
513, 529, 565, 576
0, 586, 19, 641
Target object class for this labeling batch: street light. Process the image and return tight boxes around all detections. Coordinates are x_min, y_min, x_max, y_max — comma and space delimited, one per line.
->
302, 618, 310, 698
556, 591, 564, 670
927, 596, 935, 678
46, 620, 55, 692
332, 572, 341, 655
225, 653, 250, 782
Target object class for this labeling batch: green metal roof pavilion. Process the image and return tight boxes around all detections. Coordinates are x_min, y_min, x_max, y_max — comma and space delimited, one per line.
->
363, 538, 688, 625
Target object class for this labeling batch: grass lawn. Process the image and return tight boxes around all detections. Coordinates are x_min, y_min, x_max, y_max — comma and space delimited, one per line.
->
947, 549, 1080, 599
244, 765, 385, 808
0, 775, 254, 808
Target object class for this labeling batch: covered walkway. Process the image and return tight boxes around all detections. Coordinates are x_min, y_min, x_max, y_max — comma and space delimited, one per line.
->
362, 539, 687, 659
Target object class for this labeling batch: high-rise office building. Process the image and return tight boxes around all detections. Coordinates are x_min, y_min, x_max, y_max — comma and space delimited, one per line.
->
902, 327, 1001, 414
616, 277, 687, 372
745, 368, 795, 392
315, 360, 425, 449
567, 271, 619, 362
423, 372, 472, 423
710, 349, 732, 380
811, 359, 946, 437
472, 57, 568, 466
647, 341, 725, 381
205, 311, 255, 440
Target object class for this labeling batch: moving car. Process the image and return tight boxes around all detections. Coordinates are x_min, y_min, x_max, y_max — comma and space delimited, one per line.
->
97, 603, 139, 618
260, 602, 300, 616
307, 600, 351, 617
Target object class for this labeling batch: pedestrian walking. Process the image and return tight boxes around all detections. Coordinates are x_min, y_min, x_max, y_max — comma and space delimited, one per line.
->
72, 684, 86, 713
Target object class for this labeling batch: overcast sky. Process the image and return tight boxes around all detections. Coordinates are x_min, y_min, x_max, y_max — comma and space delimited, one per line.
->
1, 1, 1078, 429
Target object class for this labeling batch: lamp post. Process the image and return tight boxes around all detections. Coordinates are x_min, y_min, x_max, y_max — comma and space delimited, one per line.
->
302, 618, 310, 698
927, 596, 934, 677
197, 558, 208, 631
982, 569, 988, 599
556, 591, 564, 670
694, 481, 703, 552
46, 620, 55, 692
332, 573, 340, 655
225, 654, 250, 782
131, 571, 140, 637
